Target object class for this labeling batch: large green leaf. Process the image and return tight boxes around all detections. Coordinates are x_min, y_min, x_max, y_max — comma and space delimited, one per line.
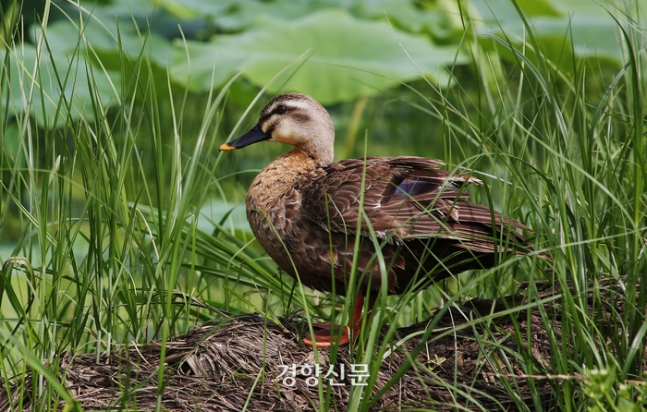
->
473, 0, 643, 67
170, 9, 466, 104
354, 0, 464, 39
160, 0, 463, 40
37, 19, 176, 68
1, 43, 121, 126
14, 3, 181, 123
160, 0, 332, 32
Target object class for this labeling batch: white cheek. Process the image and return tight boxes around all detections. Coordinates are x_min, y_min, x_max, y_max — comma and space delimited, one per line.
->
272, 122, 302, 145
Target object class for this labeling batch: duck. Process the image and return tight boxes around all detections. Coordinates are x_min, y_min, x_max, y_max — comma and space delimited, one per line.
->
220, 93, 533, 347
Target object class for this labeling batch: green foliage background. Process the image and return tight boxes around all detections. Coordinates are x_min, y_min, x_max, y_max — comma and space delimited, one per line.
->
0, 0, 646, 410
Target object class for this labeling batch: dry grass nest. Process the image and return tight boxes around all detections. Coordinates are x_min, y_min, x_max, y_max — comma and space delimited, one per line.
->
1, 278, 644, 411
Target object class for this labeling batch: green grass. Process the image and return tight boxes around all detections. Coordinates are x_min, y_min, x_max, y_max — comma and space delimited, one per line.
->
0, 1, 646, 411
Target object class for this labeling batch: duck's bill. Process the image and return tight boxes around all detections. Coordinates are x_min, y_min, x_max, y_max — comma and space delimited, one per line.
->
219, 123, 270, 151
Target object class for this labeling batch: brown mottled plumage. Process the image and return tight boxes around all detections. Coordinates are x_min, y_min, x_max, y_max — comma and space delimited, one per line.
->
220, 93, 533, 346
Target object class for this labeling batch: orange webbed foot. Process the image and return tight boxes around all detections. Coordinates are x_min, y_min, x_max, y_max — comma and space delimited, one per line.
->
302, 323, 351, 347
302, 293, 373, 348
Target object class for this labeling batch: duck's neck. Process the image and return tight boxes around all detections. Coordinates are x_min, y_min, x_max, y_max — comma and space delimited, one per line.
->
247, 144, 333, 209
289, 143, 333, 169
290, 121, 335, 166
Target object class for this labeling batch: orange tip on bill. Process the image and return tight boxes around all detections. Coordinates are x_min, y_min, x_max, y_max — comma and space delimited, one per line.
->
219, 143, 236, 151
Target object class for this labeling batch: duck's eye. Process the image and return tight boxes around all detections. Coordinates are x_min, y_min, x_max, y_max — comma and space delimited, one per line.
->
276, 105, 288, 114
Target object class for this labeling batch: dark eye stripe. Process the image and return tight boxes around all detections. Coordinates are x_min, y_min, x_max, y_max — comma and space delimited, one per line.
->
258, 103, 299, 124
273, 105, 293, 115
260, 105, 294, 123
259, 112, 272, 124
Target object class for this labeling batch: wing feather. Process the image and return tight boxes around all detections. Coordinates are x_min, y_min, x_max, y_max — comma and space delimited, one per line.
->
301, 156, 529, 254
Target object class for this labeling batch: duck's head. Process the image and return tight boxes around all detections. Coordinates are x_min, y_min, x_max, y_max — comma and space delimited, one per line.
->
219, 93, 335, 164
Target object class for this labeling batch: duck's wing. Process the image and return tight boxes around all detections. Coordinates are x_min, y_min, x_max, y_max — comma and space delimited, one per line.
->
301, 156, 529, 253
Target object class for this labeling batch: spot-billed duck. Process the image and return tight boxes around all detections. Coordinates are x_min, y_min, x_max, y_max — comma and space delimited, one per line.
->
220, 93, 533, 347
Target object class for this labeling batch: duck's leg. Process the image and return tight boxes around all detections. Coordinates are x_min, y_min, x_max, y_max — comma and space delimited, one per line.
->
303, 293, 376, 347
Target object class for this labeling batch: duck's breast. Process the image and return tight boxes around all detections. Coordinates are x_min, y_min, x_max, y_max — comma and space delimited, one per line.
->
245, 155, 346, 290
